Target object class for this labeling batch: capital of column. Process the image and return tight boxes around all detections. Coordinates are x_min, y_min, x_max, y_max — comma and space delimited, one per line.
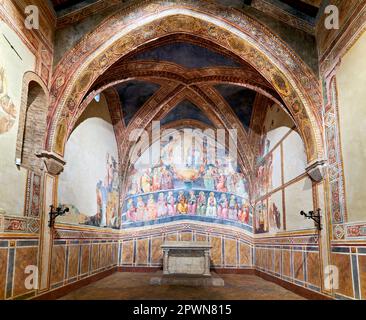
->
36, 151, 66, 176
306, 159, 327, 182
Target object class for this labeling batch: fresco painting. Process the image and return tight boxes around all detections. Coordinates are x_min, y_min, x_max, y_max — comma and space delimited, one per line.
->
60, 153, 120, 229
123, 129, 251, 228
0, 67, 16, 135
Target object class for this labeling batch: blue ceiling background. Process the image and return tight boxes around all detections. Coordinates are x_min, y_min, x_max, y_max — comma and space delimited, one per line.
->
214, 84, 256, 131
131, 42, 241, 69
161, 100, 214, 127
114, 80, 161, 126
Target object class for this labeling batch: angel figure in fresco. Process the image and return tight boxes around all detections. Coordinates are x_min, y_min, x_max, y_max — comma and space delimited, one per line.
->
228, 195, 238, 220
140, 169, 152, 193
157, 193, 168, 218
147, 194, 157, 220
206, 192, 217, 217
126, 198, 136, 222
166, 191, 176, 216
136, 196, 146, 221
218, 194, 229, 219
188, 191, 197, 215
177, 193, 188, 214
197, 191, 206, 216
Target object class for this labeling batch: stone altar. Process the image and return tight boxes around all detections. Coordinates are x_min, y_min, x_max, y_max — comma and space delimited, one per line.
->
162, 241, 211, 276
150, 241, 224, 287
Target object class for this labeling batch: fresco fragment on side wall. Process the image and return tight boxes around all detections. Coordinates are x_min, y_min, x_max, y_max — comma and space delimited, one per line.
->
58, 96, 120, 229
122, 128, 252, 230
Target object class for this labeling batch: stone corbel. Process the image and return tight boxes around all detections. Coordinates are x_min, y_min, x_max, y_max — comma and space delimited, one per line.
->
36, 151, 66, 176
306, 159, 327, 182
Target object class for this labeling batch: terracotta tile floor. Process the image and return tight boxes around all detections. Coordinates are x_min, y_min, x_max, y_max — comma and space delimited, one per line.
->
59, 272, 305, 300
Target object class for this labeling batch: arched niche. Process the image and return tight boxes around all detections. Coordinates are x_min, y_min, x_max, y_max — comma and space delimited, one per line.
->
16, 72, 49, 173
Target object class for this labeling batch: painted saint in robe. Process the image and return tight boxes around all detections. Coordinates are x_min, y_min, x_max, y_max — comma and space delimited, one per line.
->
228, 195, 238, 220
218, 193, 229, 219
206, 192, 217, 217
177, 192, 188, 214
166, 191, 176, 215
141, 170, 152, 193
136, 196, 146, 221
188, 190, 197, 214
157, 192, 168, 217
203, 167, 215, 190
197, 191, 206, 215
147, 194, 157, 220
126, 198, 136, 222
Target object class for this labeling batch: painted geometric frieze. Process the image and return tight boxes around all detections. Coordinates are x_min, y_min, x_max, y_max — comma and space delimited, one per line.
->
2, 215, 40, 234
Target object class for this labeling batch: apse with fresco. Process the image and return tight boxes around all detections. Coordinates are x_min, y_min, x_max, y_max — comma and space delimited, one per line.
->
122, 129, 252, 230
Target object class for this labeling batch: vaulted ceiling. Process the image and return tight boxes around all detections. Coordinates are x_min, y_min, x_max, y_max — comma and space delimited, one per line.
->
50, 0, 324, 26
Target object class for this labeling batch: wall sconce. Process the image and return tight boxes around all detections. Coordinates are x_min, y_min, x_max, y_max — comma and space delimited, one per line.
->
48, 205, 69, 228
300, 208, 322, 231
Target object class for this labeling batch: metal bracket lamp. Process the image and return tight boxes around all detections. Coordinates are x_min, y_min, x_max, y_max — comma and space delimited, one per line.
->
48, 205, 69, 228
300, 208, 322, 231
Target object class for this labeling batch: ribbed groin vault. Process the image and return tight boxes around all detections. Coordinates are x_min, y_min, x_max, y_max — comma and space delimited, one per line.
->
1, 0, 366, 300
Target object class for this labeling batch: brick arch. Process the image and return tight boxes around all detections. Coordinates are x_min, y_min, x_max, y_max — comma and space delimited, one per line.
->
48, 1, 324, 165
16, 71, 49, 172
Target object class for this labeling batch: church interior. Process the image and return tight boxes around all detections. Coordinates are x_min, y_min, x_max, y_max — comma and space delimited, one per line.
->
0, 0, 366, 301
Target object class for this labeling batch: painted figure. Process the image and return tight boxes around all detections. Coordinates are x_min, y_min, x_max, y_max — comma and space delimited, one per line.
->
141, 170, 152, 193
136, 196, 146, 221
218, 193, 229, 219
147, 194, 157, 220
152, 167, 161, 191
197, 191, 206, 215
188, 190, 197, 214
216, 175, 227, 192
206, 192, 217, 217
177, 193, 188, 214
228, 195, 238, 220
166, 191, 176, 215
203, 167, 215, 190
161, 167, 173, 190
235, 174, 246, 196
157, 192, 168, 217
126, 198, 136, 222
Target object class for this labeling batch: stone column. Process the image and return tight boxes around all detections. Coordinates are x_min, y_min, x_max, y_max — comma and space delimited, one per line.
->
204, 249, 210, 276
36, 151, 66, 292
163, 249, 169, 275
